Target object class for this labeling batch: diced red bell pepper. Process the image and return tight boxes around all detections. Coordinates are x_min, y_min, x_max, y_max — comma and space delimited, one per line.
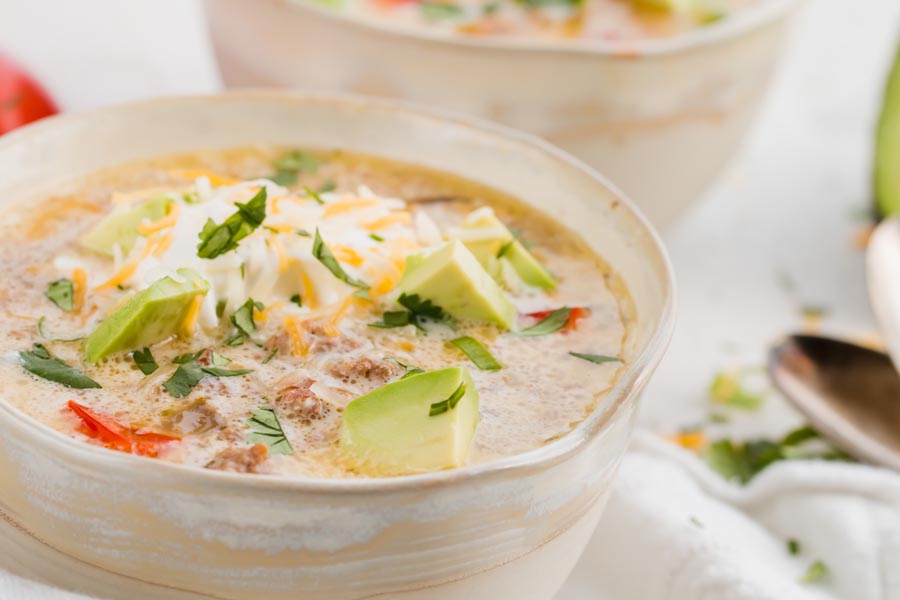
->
67, 401, 179, 457
525, 306, 590, 332
0, 55, 58, 135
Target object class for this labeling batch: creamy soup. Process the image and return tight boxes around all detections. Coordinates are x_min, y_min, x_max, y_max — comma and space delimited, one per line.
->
318, 0, 757, 42
0, 148, 633, 478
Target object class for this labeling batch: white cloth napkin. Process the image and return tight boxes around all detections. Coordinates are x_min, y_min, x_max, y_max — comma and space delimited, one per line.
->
560, 431, 900, 600
3, 429, 898, 600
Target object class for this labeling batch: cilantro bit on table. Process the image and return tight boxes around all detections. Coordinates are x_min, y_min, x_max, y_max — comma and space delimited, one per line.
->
312, 228, 369, 290
787, 539, 801, 555
196, 187, 267, 259
709, 370, 765, 411
800, 560, 828, 584
45, 278, 74, 311
248, 406, 293, 455
701, 425, 854, 484
19, 343, 101, 389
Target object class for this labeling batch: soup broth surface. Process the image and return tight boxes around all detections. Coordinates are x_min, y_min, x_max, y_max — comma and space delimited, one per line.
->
0, 148, 633, 478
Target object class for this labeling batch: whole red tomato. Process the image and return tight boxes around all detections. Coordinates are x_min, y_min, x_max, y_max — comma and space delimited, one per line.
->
0, 55, 57, 135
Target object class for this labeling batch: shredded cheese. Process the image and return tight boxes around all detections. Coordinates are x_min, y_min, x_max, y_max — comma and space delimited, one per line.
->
138, 202, 180, 235
72, 268, 88, 313
667, 431, 707, 451
363, 212, 411, 231
153, 231, 174, 257
331, 245, 365, 267
172, 169, 240, 187
323, 198, 379, 217
254, 301, 284, 323
94, 237, 157, 291
179, 295, 204, 337
284, 315, 309, 357
299, 267, 318, 310
268, 235, 292, 273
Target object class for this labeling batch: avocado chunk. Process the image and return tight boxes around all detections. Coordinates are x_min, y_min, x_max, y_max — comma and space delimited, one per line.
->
876, 38, 900, 217
398, 240, 516, 329
80, 196, 172, 256
340, 367, 479, 475
84, 269, 209, 363
456, 209, 555, 290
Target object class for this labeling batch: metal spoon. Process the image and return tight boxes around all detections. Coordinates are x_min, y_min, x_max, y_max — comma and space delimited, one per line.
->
867, 216, 900, 371
768, 334, 900, 470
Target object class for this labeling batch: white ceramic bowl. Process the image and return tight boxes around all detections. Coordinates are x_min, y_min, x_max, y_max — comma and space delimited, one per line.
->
205, 0, 799, 227
0, 93, 674, 600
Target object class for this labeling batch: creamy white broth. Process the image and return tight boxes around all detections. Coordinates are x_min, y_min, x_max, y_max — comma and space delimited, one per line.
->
321, 0, 758, 43
0, 148, 633, 478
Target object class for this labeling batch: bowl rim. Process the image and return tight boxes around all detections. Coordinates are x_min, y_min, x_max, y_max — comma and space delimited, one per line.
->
0, 90, 676, 494
276, 0, 798, 57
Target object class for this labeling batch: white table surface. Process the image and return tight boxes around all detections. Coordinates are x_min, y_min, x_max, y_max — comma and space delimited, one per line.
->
1, 0, 899, 598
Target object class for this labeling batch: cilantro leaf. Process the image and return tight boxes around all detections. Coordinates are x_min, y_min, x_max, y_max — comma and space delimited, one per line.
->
569, 352, 620, 364
385, 357, 425, 379
267, 151, 320, 187
262, 348, 278, 364
163, 361, 205, 398
421, 1, 464, 19
45, 279, 74, 312
450, 336, 502, 371
132, 347, 159, 375
19, 343, 101, 389
304, 185, 325, 205
369, 310, 413, 329
201, 366, 254, 377
312, 228, 369, 289
519, 307, 572, 336
289, 294, 302, 307
429, 382, 467, 417
196, 187, 267, 259
231, 298, 262, 339
248, 406, 293, 455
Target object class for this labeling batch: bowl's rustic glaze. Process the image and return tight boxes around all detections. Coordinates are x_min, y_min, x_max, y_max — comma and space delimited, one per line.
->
0, 93, 674, 599
205, 0, 799, 227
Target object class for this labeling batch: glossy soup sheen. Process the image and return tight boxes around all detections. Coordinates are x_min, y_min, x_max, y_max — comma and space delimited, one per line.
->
0, 148, 634, 478
330, 0, 758, 42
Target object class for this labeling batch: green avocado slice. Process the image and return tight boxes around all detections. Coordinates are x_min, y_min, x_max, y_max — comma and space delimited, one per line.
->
340, 367, 479, 476
876, 39, 900, 217
84, 269, 209, 363
457, 209, 555, 290
80, 196, 172, 256
397, 240, 516, 329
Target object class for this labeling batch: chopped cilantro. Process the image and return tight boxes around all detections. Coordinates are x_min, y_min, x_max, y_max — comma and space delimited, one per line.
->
420, 1, 464, 19
248, 405, 293, 455
19, 343, 101, 389
787, 539, 800, 555
429, 382, 467, 417
312, 228, 369, 290
45, 279, 74, 312
132, 347, 159, 375
369, 233, 385, 242
569, 352, 620, 364
519, 307, 572, 336
289, 294, 302, 307
800, 561, 827, 584
709, 370, 765, 411
196, 187, 267, 259
262, 348, 278, 364
304, 185, 325, 205
450, 336, 502, 371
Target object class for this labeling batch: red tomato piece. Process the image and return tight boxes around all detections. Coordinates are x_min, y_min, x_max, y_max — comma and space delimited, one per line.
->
67, 401, 179, 457
525, 306, 591, 332
0, 55, 58, 135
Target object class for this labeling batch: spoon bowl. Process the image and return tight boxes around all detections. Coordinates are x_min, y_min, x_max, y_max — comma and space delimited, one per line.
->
768, 334, 900, 471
